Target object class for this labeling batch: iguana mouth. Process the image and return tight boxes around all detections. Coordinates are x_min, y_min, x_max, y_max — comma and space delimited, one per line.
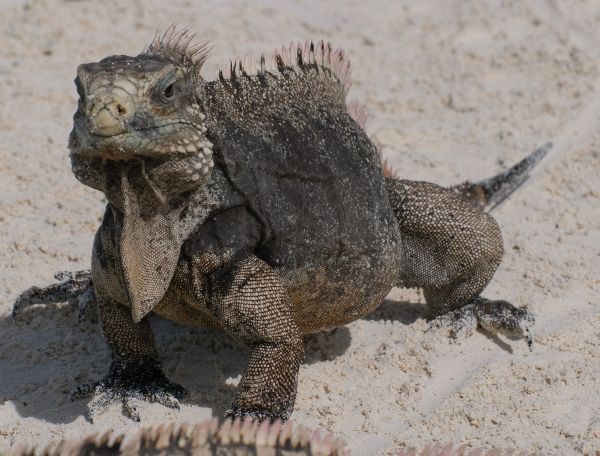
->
82, 120, 200, 139
71, 119, 210, 160
89, 126, 166, 139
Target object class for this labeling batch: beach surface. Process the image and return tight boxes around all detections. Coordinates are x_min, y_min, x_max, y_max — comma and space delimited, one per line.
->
0, 0, 599, 454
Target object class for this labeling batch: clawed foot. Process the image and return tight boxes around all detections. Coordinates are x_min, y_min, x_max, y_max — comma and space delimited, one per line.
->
72, 360, 187, 422
473, 297, 534, 350
430, 298, 535, 350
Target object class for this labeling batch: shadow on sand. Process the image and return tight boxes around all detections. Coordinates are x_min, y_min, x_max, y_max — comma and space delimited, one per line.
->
2, 289, 423, 424
3, 293, 248, 424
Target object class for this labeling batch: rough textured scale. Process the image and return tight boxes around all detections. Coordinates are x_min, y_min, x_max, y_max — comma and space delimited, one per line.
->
7, 418, 539, 455
8, 418, 349, 456
14, 25, 547, 423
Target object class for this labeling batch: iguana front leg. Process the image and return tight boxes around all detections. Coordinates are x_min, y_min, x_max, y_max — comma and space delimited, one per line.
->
196, 250, 304, 421
73, 301, 187, 422
73, 208, 186, 422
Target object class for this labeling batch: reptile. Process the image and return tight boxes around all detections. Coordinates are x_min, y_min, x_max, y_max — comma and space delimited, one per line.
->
9, 418, 347, 456
13, 26, 549, 424
8, 417, 535, 455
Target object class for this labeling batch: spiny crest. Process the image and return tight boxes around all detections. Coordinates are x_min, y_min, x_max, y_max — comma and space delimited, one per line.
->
341, 106, 400, 179
146, 24, 210, 69
347, 101, 368, 130
122, 417, 349, 455
371, 137, 401, 179
9, 418, 349, 455
218, 40, 352, 94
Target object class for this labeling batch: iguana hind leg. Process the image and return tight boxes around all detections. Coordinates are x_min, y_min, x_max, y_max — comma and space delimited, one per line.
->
194, 250, 304, 421
386, 178, 534, 347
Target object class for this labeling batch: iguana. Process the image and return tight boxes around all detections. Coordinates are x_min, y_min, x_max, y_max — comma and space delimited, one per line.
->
13, 26, 549, 424
9, 418, 349, 456
8, 417, 535, 455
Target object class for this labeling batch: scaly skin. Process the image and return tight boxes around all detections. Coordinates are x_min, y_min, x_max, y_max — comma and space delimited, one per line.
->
13, 26, 546, 423
8, 418, 349, 456
7, 418, 539, 455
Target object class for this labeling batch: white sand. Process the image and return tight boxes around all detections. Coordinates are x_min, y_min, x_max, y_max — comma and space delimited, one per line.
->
1, 0, 599, 454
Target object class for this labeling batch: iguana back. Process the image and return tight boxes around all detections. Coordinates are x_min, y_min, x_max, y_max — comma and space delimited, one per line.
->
195, 44, 401, 330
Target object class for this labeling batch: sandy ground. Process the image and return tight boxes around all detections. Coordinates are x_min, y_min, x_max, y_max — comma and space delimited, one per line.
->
1, 0, 599, 454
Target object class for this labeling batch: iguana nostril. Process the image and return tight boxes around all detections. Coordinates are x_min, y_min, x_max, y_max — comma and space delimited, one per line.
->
88, 97, 133, 135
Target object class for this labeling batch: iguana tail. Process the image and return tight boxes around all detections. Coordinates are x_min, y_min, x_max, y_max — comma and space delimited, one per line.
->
352, 101, 549, 212
449, 142, 551, 212
12, 270, 94, 321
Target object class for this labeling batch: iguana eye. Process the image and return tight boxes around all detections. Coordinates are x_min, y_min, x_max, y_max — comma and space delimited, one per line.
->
163, 82, 175, 100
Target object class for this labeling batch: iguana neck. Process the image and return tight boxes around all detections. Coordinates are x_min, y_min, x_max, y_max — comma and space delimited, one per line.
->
101, 159, 196, 216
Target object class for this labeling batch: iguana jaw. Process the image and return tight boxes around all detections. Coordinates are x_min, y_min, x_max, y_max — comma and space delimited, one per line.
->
70, 117, 211, 162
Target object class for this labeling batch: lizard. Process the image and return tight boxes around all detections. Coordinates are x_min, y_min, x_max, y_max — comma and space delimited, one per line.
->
13, 25, 549, 424
8, 417, 348, 456
8, 417, 537, 456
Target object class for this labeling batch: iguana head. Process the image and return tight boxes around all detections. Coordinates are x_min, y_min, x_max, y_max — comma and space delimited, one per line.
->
69, 26, 212, 172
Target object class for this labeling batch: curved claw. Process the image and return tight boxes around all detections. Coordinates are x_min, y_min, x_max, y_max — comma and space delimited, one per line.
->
521, 320, 534, 352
